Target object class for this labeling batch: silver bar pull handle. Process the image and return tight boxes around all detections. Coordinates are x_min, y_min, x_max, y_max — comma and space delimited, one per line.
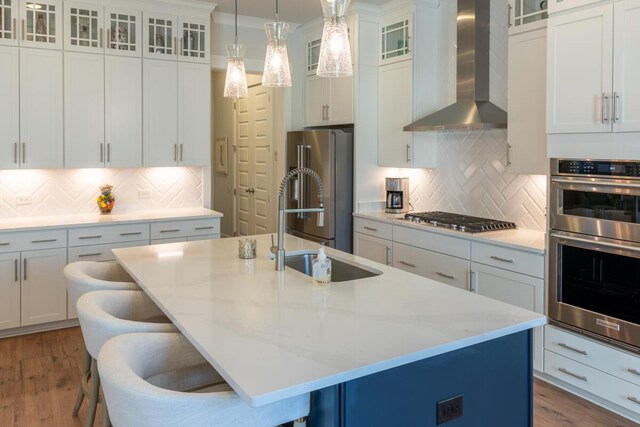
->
106, 29, 111, 49
174, 144, 177, 162
628, 396, 640, 405
13, 18, 17, 40
22, 143, 25, 164
78, 253, 103, 258
14, 259, 18, 282
195, 226, 214, 231
558, 342, 588, 356
363, 226, 378, 232
614, 92, 621, 123
174, 36, 177, 55
21, 19, 25, 41
0, 243, 10, 246
551, 177, 640, 189
627, 368, 640, 377
558, 368, 588, 382
551, 233, 640, 254
180, 37, 183, 56
508, 4, 513, 27
435, 272, 455, 280
32, 239, 57, 244
23, 258, 27, 281
120, 232, 142, 236
602, 93, 609, 124
160, 229, 180, 233
100, 143, 104, 163
107, 143, 111, 163
490, 255, 515, 264
99, 28, 103, 48
406, 144, 411, 163
507, 144, 512, 166
14, 143, 18, 164
470, 270, 477, 293
399, 261, 416, 268
79, 235, 102, 240
180, 144, 183, 162
385, 246, 391, 265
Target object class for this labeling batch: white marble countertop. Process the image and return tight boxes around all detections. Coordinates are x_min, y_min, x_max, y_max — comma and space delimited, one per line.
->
0, 208, 223, 232
354, 211, 546, 254
113, 234, 546, 407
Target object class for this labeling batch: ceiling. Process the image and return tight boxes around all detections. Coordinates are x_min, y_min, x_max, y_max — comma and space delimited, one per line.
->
213, 0, 388, 24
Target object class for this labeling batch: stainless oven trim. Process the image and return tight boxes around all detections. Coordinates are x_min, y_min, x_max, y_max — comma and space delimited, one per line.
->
549, 231, 640, 350
551, 158, 640, 180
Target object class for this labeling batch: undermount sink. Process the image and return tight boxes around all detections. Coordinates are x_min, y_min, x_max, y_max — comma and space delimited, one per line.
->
284, 250, 382, 282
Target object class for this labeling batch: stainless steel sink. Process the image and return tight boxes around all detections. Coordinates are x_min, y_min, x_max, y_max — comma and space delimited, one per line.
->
284, 250, 382, 282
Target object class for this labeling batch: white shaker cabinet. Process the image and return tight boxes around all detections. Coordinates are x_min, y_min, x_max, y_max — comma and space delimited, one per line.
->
0, 46, 20, 169
143, 12, 177, 60
354, 233, 392, 266
303, 75, 353, 127
378, 60, 413, 167
548, 0, 604, 14
612, 0, 640, 132
0, 252, 21, 330
304, 75, 328, 126
178, 62, 210, 166
143, 59, 178, 166
105, 7, 141, 57
64, 1, 103, 53
20, 248, 67, 326
18, 0, 62, 50
508, 0, 548, 35
379, 13, 412, 65
178, 17, 208, 64
19, 47, 63, 169
0, 0, 19, 46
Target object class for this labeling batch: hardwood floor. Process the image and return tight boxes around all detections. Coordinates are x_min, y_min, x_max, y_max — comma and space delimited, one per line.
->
0, 327, 637, 426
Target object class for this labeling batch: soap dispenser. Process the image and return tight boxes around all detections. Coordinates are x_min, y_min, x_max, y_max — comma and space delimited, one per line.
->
312, 247, 332, 286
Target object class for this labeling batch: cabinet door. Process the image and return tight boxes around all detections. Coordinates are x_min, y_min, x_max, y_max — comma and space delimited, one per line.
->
64, 2, 103, 53
143, 59, 178, 166
143, 12, 177, 60
354, 232, 391, 265
547, 5, 613, 134
548, 0, 605, 14
379, 14, 413, 65
507, 28, 548, 175
105, 55, 142, 167
19, 48, 63, 168
178, 62, 210, 166
19, 0, 61, 50
0, 46, 20, 169
328, 76, 353, 125
105, 7, 141, 57
64, 52, 105, 168
0, 252, 20, 330
508, 0, 548, 35
304, 75, 329, 126
613, 0, 640, 133
0, 0, 19, 46
378, 61, 413, 167
471, 262, 544, 371
20, 248, 67, 326
178, 17, 208, 64
306, 36, 321, 76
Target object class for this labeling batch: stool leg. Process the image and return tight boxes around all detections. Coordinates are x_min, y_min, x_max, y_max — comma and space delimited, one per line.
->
72, 344, 91, 416
86, 358, 100, 427
293, 417, 307, 427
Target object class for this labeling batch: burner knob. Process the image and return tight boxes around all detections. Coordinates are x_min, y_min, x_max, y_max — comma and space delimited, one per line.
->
451, 224, 458, 230
430, 221, 438, 226
459, 226, 466, 232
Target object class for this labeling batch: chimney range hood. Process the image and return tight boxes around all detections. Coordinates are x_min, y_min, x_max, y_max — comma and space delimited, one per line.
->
404, 0, 507, 132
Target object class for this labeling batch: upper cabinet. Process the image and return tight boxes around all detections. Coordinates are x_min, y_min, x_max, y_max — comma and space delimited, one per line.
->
0, 46, 20, 169
379, 13, 412, 65
178, 17, 208, 63
19, 0, 62, 49
0, 0, 19, 46
105, 7, 141, 56
508, 0, 548, 34
305, 36, 321, 76
64, 1, 102, 52
548, 0, 604, 14
143, 13, 208, 63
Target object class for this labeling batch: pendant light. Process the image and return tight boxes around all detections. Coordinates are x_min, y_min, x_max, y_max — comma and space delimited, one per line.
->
317, 0, 353, 78
224, 0, 248, 98
262, 0, 291, 87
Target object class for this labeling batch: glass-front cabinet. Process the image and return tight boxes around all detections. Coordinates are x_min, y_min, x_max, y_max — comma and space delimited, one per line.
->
105, 7, 141, 56
0, 0, 19, 46
178, 17, 208, 63
379, 13, 412, 65
143, 12, 176, 60
509, 0, 548, 34
64, 2, 101, 52
19, 0, 62, 49
306, 36, 321, 75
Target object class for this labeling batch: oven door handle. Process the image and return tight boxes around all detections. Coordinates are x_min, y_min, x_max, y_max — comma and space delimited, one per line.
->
551, 233, 640, 253
551, 177, 640, 190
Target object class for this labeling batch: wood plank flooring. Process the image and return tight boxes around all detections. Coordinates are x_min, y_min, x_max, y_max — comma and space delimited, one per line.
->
0, 327, 637, 426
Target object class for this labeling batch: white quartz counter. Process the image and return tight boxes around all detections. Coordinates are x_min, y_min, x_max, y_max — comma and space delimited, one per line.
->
0, 207, 222, 232
113, 234, 546, 407
354, 211, 546, 254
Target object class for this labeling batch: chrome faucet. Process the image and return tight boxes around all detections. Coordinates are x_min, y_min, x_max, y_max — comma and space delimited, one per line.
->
272, 167, 325, 271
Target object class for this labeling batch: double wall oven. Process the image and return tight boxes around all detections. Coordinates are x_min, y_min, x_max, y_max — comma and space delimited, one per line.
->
550, 159, 640, 352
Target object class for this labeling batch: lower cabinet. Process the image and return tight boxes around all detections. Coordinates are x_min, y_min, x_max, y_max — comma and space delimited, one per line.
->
21, 248, 68, 327
353, 232, 392, 266
393, 242, 470, 291
0, 253, 21, 330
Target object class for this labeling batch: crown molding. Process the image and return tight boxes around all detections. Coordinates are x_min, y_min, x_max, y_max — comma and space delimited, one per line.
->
213, 12, 301, 32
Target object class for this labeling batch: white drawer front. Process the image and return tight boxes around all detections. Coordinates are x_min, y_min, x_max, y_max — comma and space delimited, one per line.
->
354, 218, 393, 240
68, 241, 149, 263
0, 229, 68, 253
393, 225, 470, 259
471, 242, 543, 278
393, 242, 470, 290
151, 218, 220, 240
69, 223, 150, 247
546, 325, 640, 387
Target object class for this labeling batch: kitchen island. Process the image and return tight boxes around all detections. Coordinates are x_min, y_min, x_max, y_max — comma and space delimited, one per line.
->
113, 234, 546, 426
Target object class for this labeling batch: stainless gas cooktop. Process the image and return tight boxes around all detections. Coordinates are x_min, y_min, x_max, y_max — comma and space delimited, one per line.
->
402, 211, 517, 233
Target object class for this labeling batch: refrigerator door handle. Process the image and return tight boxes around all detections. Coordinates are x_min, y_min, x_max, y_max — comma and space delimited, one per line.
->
298, 145, 311, 220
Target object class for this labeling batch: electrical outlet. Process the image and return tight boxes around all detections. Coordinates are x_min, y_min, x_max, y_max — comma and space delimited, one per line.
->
16, 195, 32, 206
138, 189, 152, 200
437, 395, 463, 425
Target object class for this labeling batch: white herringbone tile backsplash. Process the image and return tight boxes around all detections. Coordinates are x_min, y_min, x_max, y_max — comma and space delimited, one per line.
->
0, 167, 203, 218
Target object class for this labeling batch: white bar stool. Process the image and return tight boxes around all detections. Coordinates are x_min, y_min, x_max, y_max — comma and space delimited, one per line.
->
77, 290, 177, 427
98, 332, 310, 427
64, 261, 140, 422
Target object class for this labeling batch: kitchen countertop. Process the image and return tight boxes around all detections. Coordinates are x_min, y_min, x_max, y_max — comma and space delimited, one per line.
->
113, 234, 546, 407
0, 207, 223, 232
354, 211, 546, 254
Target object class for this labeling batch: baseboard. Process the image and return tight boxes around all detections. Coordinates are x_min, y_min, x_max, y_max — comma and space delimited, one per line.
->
0, 319, 80, 339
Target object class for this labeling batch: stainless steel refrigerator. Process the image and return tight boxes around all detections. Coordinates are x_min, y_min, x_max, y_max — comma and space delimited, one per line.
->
286, 129, 354, 253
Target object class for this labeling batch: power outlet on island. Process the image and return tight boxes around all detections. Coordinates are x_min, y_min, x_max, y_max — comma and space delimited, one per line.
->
16, 195, 32, 206
138, 189, 152, 200
436, 394, 463, 425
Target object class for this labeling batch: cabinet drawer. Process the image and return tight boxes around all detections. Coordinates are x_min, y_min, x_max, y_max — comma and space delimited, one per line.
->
354, 218, 393, 240
393, 225, 470, 259
545, 350, 640, 416
393, 242, 470, 290
150, 218, 220, 240
546, 325, 640, 387
471, 242, 543, 278
0, 229, 67, 253
69, 223, 150, 247
68, 241, 149, 263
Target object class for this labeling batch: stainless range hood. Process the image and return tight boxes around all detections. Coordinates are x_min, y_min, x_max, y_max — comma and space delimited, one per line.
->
404, 0, 507, 132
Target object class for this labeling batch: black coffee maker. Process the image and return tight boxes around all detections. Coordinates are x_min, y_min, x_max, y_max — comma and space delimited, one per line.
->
385, 178, 410, 213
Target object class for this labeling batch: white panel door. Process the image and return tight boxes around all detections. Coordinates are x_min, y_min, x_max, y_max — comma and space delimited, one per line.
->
0, 46, 20, 169
143, 12, 177, 61
236, 96, 250, 236
613, 0, 640, 132
547, 5, 613, 134
19, 47, 63, 169
304, 75, 328, 126
105, 55, 142, 167
328, 76, 353, 125
20, 248, 67, 326
64, 1, 103, 53
64, 51, 105, 168
178, 17, 208, 64
353, 233, 391, 265
143, 58, 178, 166
0, 252, 20, 330
178, 62, 210, 166
19, 0, 62, 50
0, 0, 19, 46
378, 60, 413, 167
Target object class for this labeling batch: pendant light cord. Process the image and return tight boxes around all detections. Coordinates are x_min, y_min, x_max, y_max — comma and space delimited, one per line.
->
234, 0, 238, 45
275, 0, 279, 22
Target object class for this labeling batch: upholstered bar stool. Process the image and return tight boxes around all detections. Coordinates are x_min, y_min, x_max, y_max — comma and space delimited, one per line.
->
77, 290, 177, 427
98, 332, 310, 427
64, 261, 140, 422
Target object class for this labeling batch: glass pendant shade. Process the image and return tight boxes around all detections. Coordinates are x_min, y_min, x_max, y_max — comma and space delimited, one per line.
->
317, 0, 353, 78
262, 22, 291, 87
224, 44, 248, 98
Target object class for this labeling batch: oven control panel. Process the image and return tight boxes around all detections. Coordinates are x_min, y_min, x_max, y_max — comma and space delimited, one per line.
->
557, 160, 640, 177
